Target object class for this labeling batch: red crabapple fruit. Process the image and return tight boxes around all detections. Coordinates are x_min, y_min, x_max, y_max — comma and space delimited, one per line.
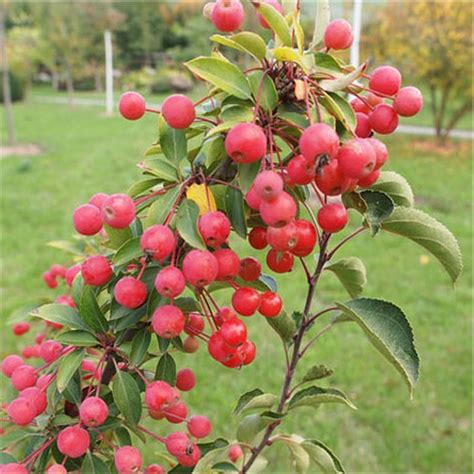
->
258, 291, 282, 318
115, 276, 147, 309
119, 91, 146, 120
393, 86, 423, 117
292, 219, 317, 257
229, 444, 244, 462
145, 381, 177, 412
287, 155, 316, 185
253, 170, 284, 202
369, 65, 401, 96
152, 305, 185, 339
211, 0, 244, 32
336, 139, 376, 179
358, 168, 380, 187
238, 256, 261, 281
145, 465, 165, 474
57, 425, 90, 458
350, 97, 370, 115
89, 192, 108, 210
232, 287, 260, 316
65, 264, 81, 286
369, 104, 399, 134
248, 227, 268, 250
176, 444, 201, 467
355, 112, 372, 138
46, 464, 67, 474
198, 211, 231, 247
324, 19, 353, 50
40, 340, 62, 363
225, 123, 267, 163
266, 222, 298, 252
43, 270, 57, 289
165, 401, 188, 423
245, 185, 263, 210
317, 203, 348, 233
166, 432, 190, 456
315, 159, 352, 196
187, 415, 212, 438
176, 368, 196, 392
115, 446, 142, 474
7, 397, 36, 425
11, 364, 37, 391
79, 396, 109, 427
214, 248, 240, 281
266, 249, 294, 273
102, 193, 136, 229
183, 336, 200, 353
260, 191, 297, 227
162, 94, 196, 129
140, 224, 176, 261
220, 318, 247, 346
299, 123, 340, 162
184, 313, 205, 336
12, 322, 30, 336
81, 255, 113, 286
182, 249, 219, 287
366, 137, 388, 169
257, 0, 284, 28
19, 387, 47, 415
2, 355, 23, 377
155, 266, 186, 298
73, 204, 103, 235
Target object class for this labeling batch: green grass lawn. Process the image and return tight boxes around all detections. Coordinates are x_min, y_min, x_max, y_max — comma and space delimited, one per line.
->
1, 97, 472, 473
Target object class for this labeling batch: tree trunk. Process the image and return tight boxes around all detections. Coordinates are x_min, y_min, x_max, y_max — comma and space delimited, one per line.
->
52, 68, 59, 91
441, 100, 472, 142
64, 60, 74, 106
0, 8, 16, 146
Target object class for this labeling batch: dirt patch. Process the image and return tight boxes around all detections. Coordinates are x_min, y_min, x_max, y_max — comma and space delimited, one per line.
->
1, 144, 43, 159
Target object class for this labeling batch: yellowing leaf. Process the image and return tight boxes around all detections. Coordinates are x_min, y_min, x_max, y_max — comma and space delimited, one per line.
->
186, 184, 217, 215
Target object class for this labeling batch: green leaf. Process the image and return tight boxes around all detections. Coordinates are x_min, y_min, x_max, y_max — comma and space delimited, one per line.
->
302, 439, 345, 473
0, 453, 18, 465
104, 224, 133, 250
248, 71, 278, 113
319, 91, 356, 133
275, 435, 310, 474
320, 63, 367, 92
254, 2, 292, 46
225, 187, 247, 239
273, 47, 309, 73
336, 298, 419, 395
144, 143, 162, 157
160, 116, 187, 166
289, 385, 356, 410
370, 171, 414, 207
360, 190, 395, 236
112, 370, 142, 426
71, 273, 83, 307
113, 237, 143, 266
130, 330, 151, 367
145, 185, 181, 228
82, 452, 110, 474
127, 178, 161, 198
211, 32, 267, 61
301, 365, 334, 383
176, 199, 206, 250
193, 445, 231, 474
238, 161, 260, 194
0, 430, 42, 450
80, 285, 109, 333
326, 257, 367, 298
57, 349, 85, 393
31, 304, 91, 332
56, 330, 99, 347
7, 303, 39, 324
266, 310, 296, 344
314, 52, 343, 75
236, 413, 281, 444
155, 353, 176, 385
185, 57, 252, 99
47, 239, 86, 256
381, 207, 462, 283
144, 157, 180, 183
310, 0, 330, 48
221, 105, 254, 124
234, 389, 278, 415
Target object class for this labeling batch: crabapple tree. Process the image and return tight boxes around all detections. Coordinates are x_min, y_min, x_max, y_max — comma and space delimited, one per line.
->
1, 1, 462, 473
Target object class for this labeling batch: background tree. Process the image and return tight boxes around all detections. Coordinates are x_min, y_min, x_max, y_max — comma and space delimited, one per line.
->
364, 0, 473, 141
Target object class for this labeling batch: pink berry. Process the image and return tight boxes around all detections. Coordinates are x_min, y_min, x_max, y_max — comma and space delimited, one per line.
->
350, 97, 370, 115
152, 305, 185, 339
2, 355, 23, 377
299, 123, 340, 162
115, 277, 147, 309
211, 0, 244, 32
73, 204, 103, 236
184, 313, 205, 336
36, 373, 54, 390
19, 387, 47, 415
232, 287, 260, 316
176, 444, 201, 467
317, 203, 348, 233
102, 193, 136, 229
253, 171, 284, 202
80, 396, 109, 427
182, 250, 219, 287
183, 336, 200, 353
245, 185, 263, 210
81, 255, 113, 287
115, 446, 142, 473
140, 224, 176, 261
355, 112, 372, 138
258, 291, 282, 318
65, 264, 81, 286
220, 318, 247, 346
57, 425, 90, 458
119, 91, 146, 120
155, 266, 186, 298
7, 397, 36, 425
89, 192, 109, 210
165, 432, 190, 457
198, 211, 231, 248
248, 227, 268, 250
358, 168, 381, 187
46, 464, 67, 474
162, 94, 195, 129
164, 400, 188, 423
292, 219, 317, 257
287, 154, 316, 185
266, 222, 298, 252
257, 0, 284, 28
214, 248, 240, 281
187, 415, 212, 438
228, 444, 244, 462
55, 294, 75, 308
369, 66, 401, 96
145, 381, 177, 412
315, 159, 352, 196
238, 257, 261, 282
43, 270, 57, 288
0, 464, 28, 474
336, 139, 376, 179
324, 19, 353, 50
266, 249, 294, 273
393, 86, 423, 117
145, 465, 165, 474
11, 364, 37, 391
259, 191, 297, 228
366, 138, 388, 169
12, 322, 30, 336
40, 340, 62, 363
225, 123, 267, 163
369, 104, 399, 134
176, 368, 196, 392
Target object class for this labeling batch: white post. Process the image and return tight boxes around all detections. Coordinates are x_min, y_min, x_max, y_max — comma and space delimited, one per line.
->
350, 0, 363, 67
104, 30, 113, 116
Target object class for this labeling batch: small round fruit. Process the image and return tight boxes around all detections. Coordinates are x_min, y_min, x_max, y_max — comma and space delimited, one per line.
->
164, 401, 188, 424
336, 139, 376, 179
240, 340, 256, 365
81, 256, 113, 287
40, 340, 62, 363
184, 313, 205, 336
166, 432, 190, 457
260, 192, 297, 228
287, 155, 316, 185
350, 97, 370, 115
176, 444, 200, 467
19, 387, 47, 416
79, 396, 109, 427
238, 257, 261, 281
198, 211, 231, 248
1, 355, 23, 378
140, 225, 176, 261
292, 220, 317, 257
369, 65, 401, 96
115, 446, 142, 474
183, 336, 200, 353
57, 425, 90, 458
214, 248, 240, 281
266, 222, 298, 252
119, 91, 146, 120
145, 380, 176, 412
102, 193, 136, 229
46, 464, 67, 474
73, 204, 103, 236
152, 305, 185, 339
245, 185, 262, 210
89, 192, 109, 210
12, 322, 30, 336
187, 415, 212, 438
155, 266, 186, 298
368, 104, 399, 134
145, 465, 165, 474
253, 170, 284, 202
11, 365, 37, 391
324, 19, 353, 50
65, 264, 81, 286
225, 123, 266, 163
115, 277, 147, 309
211, 0, 245, 32
228, 444, 244, 462
393, 86, 423, 117
315, 159, 352, 196
358, 168, 381, 187
366, 137, 388, 169
176, 368, 196, 392
317, 203, 348, 233
355, 112, 372, 138
248, 227, 268, 250
162, 94, 195, 129
232, 287, 260, 316
220, 318, 247, 346
182, 250, 219, 287
299, 123, 340, 162
266, 249, 294, 273
7, 397, 36, 425
258, 291, 282, 318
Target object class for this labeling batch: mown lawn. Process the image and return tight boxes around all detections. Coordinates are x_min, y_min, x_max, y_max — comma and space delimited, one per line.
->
1, 96, 472, 473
